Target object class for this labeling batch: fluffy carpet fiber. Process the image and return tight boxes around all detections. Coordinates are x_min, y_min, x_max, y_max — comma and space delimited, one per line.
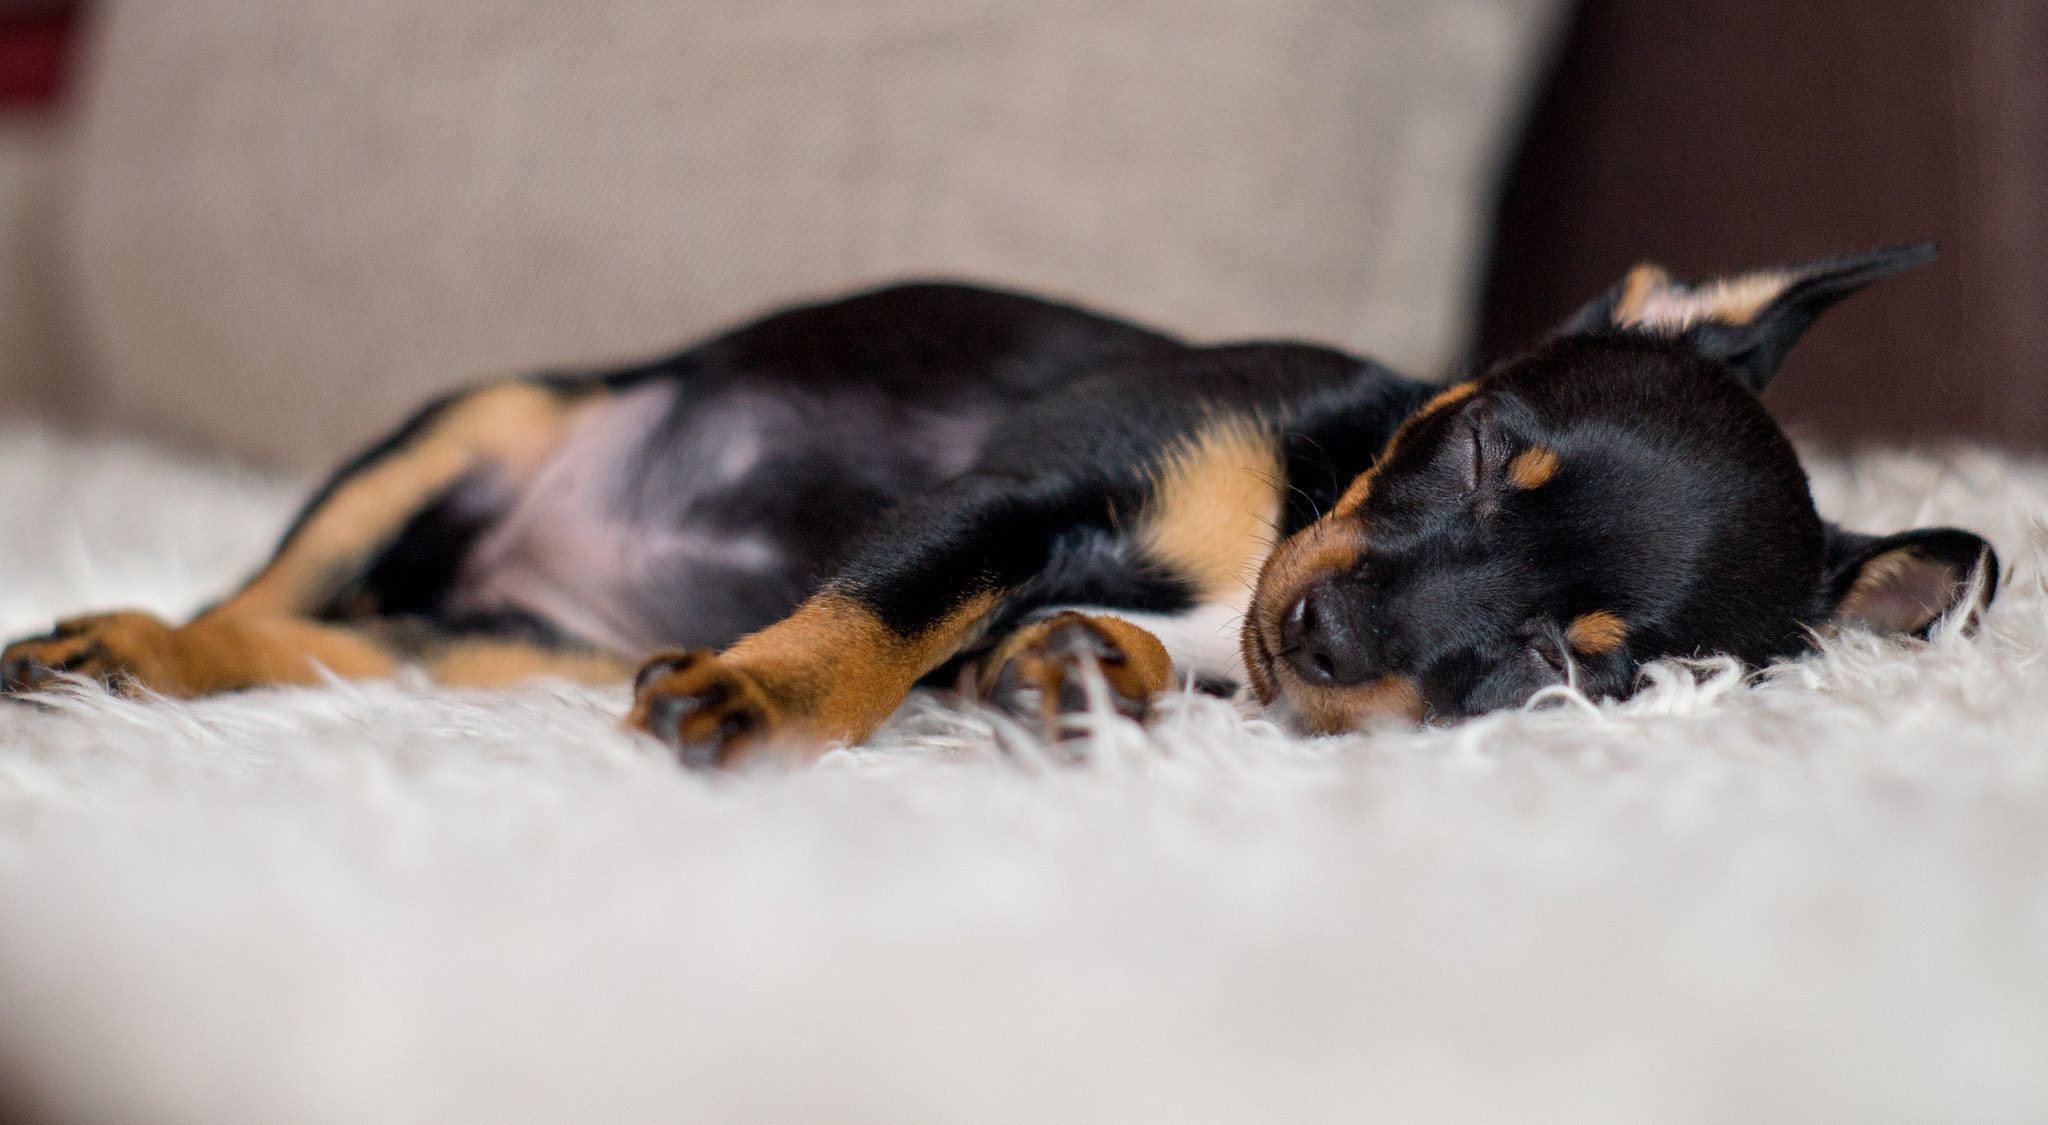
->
1, 423, 2045, 1124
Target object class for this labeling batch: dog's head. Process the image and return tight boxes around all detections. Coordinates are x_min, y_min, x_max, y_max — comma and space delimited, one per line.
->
1243, 243, 1997, 733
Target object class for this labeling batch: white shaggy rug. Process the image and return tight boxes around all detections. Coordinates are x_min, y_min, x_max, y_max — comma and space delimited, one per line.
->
1, 422, 2046, 1125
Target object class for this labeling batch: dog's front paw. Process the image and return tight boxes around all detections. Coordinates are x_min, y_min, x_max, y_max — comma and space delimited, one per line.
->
627, 649, 781, 769
1, 612, 181, 697
980, 611, 1173, 738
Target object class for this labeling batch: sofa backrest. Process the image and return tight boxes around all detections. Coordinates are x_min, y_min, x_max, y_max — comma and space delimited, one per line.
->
69, 0, 1565, 469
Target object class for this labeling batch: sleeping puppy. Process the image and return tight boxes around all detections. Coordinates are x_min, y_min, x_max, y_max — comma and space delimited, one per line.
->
1, 244, 1997, 766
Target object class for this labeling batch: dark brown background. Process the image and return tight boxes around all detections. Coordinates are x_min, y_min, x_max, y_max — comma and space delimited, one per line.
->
1477, 0, 2048, 448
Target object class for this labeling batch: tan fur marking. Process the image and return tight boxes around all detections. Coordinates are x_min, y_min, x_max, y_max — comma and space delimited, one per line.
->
427, 641, 632, 687
1507, 447, 1560, 490
1331, 381, 1479, 518
1612, 263, 1796, 334
2, 612, 185, 694
721, 590, 1003, 748
1418, 381, 1482, 417
1287, 673, 1425, 736
1610, 264, 1673, 326
978, 612, 1174, 728
980, 613, 1173, 697
1141, 422, 1284, 601
229, 383, 587, 618
1565, 609, 1629, 656
1834, 548, 1955, 634
1331, 472, 1374, 519
7, 605, 640, 698
1061, 614, 1173, 700
981, 619, 1067, 692
3, 609, 405, 698
1240, 515, 1366, 704
176, 612, 402, 692
1246, 383, 1479, 700
4, 381, 623, 701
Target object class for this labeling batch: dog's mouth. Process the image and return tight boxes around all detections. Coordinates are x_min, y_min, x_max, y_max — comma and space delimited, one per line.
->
1242, 517, 1425, 736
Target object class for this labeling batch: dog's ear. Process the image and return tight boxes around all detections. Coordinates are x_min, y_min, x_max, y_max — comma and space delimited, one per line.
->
1820, 524, 1998, 637
1558, 242, 1937, 393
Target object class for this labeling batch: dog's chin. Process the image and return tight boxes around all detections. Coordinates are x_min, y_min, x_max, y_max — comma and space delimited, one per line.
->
1262, 693, 1319, 737
1261, 672, 1426, 737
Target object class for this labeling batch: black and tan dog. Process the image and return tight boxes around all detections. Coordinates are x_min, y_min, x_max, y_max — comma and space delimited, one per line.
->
1, 244, 1997, 766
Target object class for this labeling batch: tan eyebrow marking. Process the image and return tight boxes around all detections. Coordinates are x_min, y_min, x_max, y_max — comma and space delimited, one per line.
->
1565, 610, 1629, 655
1507, 447, 1559, 490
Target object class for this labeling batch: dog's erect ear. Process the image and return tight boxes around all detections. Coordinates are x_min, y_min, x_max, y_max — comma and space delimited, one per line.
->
1820, 524, 1998, 638
1558, 242, 1938, 393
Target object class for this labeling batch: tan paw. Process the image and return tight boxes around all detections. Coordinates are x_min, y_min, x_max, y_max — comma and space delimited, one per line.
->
1, 612, 183, 697
979, 611, 1173, 737
627, 649, 781, 769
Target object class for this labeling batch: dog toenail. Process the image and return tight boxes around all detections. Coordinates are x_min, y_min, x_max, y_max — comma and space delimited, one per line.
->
674, 734, 724, 772
634, 653, 690, 694
646, 693, 701, 744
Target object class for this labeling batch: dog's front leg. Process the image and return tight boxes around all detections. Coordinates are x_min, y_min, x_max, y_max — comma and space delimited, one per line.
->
628, 473, 1135, 768
975, 610, 1175, 740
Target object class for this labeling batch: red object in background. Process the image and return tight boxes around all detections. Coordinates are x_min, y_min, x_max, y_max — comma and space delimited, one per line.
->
0, 10, 76, 106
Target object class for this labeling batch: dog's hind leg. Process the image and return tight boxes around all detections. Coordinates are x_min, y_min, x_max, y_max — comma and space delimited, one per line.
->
1, 379, 633, 698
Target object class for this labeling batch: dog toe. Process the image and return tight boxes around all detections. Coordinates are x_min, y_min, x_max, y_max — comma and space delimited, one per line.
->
981, 611, 1172, 737
1, 613, 181, 697
627, 650, 774, 769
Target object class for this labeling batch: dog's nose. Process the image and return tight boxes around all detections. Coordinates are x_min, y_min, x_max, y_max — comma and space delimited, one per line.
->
1278, 579, 1376, 686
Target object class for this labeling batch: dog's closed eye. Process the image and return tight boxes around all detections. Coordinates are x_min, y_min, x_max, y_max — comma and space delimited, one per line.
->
1459, 405, 1516, 494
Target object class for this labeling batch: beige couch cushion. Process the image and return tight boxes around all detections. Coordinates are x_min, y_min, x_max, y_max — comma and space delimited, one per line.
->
0, 119, 77, 421
70, 0, 1565, 469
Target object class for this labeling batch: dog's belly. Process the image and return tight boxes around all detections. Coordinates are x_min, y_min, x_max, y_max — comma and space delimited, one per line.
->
445, 380, 991, 658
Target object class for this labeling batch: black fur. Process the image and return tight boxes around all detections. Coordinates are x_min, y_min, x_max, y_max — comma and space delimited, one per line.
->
343, 297, 1420, 661
828, 342, 1410, 637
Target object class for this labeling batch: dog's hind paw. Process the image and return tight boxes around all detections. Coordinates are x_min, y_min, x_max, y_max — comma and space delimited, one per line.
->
627, 649, 779, 769
1, 612, 181, 698
978, 611, 1173, 738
